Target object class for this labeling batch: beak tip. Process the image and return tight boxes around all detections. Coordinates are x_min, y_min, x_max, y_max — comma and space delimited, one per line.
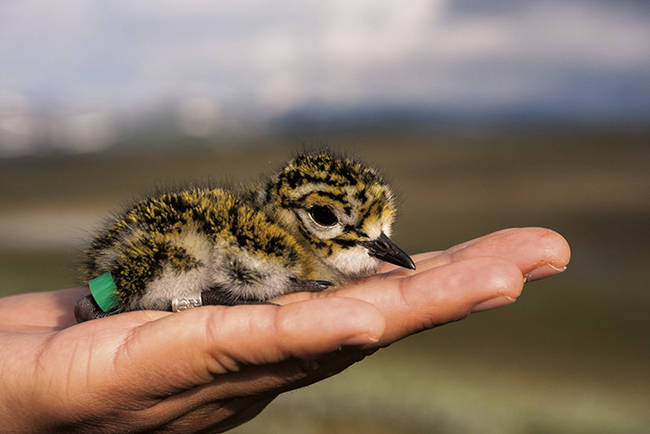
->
361, 232, 417, 271
404, 255, 416, 270
391, 255, 416, 271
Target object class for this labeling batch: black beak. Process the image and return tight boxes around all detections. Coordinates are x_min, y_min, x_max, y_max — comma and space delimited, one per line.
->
360, 232, 416, 270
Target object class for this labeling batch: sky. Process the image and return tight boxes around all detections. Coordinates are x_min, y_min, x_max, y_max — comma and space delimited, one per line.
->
0, 1, 649, 154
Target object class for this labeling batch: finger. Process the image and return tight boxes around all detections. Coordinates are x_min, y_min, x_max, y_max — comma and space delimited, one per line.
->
446, 227, 521, 253
441, 227, 569, 281
211, 396, 275, 433
376, 228, 520, 273
138, 344, 371, 427
141, 395, 274, 433
171, 342, 371, 401
382, 227, 570, 281
277, 256, 525, 344
367, 257, 525, 342
109, 297, 385, 399
188, 396, 275, 433
174, 348, 372, 430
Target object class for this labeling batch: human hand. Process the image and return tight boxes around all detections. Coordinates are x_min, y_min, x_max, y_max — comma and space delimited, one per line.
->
0, 227, 569, 433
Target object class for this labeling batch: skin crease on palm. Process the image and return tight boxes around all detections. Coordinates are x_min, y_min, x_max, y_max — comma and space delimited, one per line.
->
0, 227, 570, 433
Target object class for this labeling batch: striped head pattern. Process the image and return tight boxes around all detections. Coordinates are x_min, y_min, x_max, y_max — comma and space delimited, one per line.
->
258, 152, 414, 279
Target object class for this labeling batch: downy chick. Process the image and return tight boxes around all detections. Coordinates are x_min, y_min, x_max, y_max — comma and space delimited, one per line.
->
76, 152, 414, 321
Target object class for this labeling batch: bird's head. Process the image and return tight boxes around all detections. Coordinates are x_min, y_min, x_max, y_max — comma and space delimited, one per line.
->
257, 152, 415, 278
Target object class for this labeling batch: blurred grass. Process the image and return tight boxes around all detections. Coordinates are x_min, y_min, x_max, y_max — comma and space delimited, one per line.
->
0, 250, 78, 295
1, 125, 649, 433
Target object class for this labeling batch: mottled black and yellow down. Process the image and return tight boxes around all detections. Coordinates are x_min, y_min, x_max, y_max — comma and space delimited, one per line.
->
83, 188, 313, 302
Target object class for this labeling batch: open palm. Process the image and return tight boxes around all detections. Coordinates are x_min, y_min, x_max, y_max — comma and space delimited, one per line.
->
0, 227, 569, 433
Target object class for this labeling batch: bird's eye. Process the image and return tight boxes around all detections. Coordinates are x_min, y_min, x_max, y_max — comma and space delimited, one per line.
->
308, 205, 339, 227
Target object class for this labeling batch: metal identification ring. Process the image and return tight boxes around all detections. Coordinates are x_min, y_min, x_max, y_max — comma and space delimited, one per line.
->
172, 295, 203, 312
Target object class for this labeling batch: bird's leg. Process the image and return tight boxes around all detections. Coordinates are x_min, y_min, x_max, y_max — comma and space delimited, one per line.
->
74, 294, 118, 323
200, 288, 279, 306
289, 279, 334, 293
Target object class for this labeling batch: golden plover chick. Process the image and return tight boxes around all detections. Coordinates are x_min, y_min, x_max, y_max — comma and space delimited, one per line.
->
75, 152, 415, 321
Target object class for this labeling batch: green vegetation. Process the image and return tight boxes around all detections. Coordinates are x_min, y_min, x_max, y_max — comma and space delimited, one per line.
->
1, 126, 648, 433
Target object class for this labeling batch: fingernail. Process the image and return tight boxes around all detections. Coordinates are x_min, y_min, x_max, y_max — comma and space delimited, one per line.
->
341, 333, 380, 346
525, 263, 567, 282
472, 295, 516, 313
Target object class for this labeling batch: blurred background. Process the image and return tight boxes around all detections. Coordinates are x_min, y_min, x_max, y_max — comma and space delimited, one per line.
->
1, 1, 648, 433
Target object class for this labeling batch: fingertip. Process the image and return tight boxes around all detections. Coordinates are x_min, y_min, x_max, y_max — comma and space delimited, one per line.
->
527, 227, 571, 265
453, 227, 571, 280
522, 227, 571, 281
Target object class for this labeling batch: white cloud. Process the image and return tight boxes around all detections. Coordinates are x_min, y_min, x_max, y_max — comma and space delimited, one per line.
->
176, 96, 221, 137
0, 0, 647, 150
50, 111, 116, 153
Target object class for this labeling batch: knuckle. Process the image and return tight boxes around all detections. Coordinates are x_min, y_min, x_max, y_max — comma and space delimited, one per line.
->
479, 258, 523, 294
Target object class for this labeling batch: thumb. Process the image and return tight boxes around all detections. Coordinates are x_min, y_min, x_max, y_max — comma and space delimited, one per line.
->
109, 297, 385, 397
